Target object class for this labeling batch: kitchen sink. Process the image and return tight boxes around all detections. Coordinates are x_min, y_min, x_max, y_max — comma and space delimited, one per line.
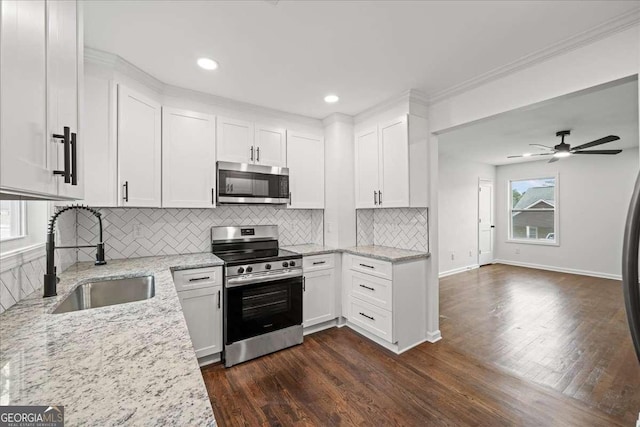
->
53, 275, 155, 314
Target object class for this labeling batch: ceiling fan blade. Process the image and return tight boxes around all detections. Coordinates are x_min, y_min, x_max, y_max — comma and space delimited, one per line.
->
529, 144, 553, 150
507, 152, 553, 159
548, 157, 559, 163
571, 135, 620, 151
573, 149, 623, 155
507, 155, 524, 158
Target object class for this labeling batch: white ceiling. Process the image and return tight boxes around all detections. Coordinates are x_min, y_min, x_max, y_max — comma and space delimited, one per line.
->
438, 78, 639, 165
84, 1, 639, 119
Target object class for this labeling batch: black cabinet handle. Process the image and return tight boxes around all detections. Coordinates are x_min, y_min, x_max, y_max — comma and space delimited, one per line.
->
217, 290, 221, 309
359, 263, 375, 269
256, 147, 260, 162
71, 132, 77, 185
359, 284, 375, 291
359, 312, 375, 321
374, 190, 378, 205
379, 190, 382, 204
123, 181, 129, 202
188, 276, 210, 282
250, 146, 254, 162
312, 261, 326, 265
211, 188, 215, 205
52, 126, 71, 183
303, 276, 306, 292
490, 225, 495, 229
289, 192, 292, 205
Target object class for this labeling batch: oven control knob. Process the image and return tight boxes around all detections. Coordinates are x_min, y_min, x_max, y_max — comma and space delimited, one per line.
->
246, 266, 253, 273
289, 261, 296, 267
265, 264, 272, 270
237, 267, 245, 274
282, 261, 289, 268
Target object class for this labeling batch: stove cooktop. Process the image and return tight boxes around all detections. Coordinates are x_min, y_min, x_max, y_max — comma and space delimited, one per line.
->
214, 248, 300, 266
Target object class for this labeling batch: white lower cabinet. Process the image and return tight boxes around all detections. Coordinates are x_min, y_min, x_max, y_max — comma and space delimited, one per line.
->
173, 267, 223, 362
303, 254, 336, 328
343, 253, 427, 353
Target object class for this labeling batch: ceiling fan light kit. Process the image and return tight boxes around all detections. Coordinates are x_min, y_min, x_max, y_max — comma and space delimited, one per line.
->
507, 129, 622, 162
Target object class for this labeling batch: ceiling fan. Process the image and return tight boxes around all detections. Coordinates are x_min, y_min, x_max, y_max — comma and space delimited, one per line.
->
508, 130, 622, 163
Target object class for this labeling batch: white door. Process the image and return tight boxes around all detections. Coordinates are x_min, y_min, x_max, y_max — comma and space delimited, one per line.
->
255, 124, 286, 167
378, 116, 409, 208
287, 131, 324, 209
0, 0, 56, 196
478, 180, 494, 266
216, 117, 254, 164
162, 108, 216, 208
355, 127, 380, 208
303, 269, 335, 327
178, 286, 223, 358
117, 85, 161, 207
49, 0, 83, 199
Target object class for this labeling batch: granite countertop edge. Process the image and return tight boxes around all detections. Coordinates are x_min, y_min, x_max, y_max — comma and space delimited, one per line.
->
282, 244, 430, 262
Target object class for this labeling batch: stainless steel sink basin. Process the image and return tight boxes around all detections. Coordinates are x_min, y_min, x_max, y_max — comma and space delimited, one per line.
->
53, 276, 155, 314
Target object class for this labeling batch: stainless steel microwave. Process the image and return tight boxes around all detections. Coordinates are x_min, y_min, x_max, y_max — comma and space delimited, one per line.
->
217, 161, 289, 205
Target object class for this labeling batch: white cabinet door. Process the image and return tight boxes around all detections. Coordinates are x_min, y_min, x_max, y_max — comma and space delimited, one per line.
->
287, 131, 324, 209
378, 116, 409, 208
255, 124, 286, 167
303, 269, 335, 327
0, 0, 55, 196
355, 127, 379, 209
217, 117, 254, 164
48, 0, 83, 199
117, 85, 161, 207
162, 108, 216, 208
178, 286, 223, 358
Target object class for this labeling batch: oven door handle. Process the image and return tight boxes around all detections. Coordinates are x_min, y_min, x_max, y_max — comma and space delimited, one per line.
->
226, 269, 302, 288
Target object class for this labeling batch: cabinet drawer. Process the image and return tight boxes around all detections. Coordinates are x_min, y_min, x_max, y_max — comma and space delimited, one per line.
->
350, 298, 393, 343
349, 255, 392, 279
303, 254, 334, 272
349, 271, 392, 311
173, 267, 222, 292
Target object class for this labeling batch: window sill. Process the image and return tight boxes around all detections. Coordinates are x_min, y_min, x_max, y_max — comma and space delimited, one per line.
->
506, 239, 559, 247
0, 243, 46, 273
0, 235, 26, 244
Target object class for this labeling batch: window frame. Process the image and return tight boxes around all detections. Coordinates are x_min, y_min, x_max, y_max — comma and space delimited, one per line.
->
0, 201, 27, 242
507, 175, 559, 247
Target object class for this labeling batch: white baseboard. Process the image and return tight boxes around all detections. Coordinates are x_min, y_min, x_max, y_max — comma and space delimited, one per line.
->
197, 353, 221, 367
303, 319, 338, 336
493, 259, 622, 281
426, 330, 442, 343
439, 264, 479, 278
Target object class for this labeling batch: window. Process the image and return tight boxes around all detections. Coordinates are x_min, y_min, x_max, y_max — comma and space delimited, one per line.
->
509, 177, 557, 244
0, 201, 26, 241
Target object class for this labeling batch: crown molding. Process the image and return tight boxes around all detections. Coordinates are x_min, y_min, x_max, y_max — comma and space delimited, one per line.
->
428, 8, 640, 104
354, 89, 428, 123
322, 113, 354, 127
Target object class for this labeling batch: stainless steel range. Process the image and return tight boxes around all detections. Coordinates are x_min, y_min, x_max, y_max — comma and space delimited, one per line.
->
211, 225, 303, 367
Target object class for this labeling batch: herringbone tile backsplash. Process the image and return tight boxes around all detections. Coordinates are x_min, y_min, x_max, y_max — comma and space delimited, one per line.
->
73, 206, 324, 262
357, 208, 429, 252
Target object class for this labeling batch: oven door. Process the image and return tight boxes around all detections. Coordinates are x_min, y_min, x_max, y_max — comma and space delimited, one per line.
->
217, 161, 289, 204
225, 273, 302, 344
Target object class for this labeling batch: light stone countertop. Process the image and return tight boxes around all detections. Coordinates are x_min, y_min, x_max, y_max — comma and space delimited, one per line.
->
0, 253, 223, 426
283, 243, 429, 262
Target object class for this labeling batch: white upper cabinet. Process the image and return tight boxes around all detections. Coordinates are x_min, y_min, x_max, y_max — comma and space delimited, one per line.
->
117, 85, 162, 207
162, 108, 216, 208
354, 115, 428, 209
255, 124, 286, 167
286, 131, 324, 209
355, 127, 380, 208
0, 0, 82, 200
217, 117, 287, 167
378, 116, 409, 208
216, 116, 254, 164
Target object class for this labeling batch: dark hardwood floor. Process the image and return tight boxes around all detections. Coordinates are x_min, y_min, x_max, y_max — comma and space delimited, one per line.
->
202, 265, 640, 426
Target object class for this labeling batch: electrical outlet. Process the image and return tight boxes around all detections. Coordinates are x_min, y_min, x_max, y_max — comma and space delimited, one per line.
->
515, 248, 520, 255
450, 252, 455, 261
133, 224, 145, 239
469, 250, 473, 257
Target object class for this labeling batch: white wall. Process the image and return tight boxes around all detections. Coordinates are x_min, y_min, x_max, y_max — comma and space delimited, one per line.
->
438, 154, 496, 275
495, 148, 639, 279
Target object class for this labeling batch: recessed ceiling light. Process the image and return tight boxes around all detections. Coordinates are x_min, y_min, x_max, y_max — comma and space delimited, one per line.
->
554, 151, 571, 158
197, 57, 219, 71
324, 94, 339, 104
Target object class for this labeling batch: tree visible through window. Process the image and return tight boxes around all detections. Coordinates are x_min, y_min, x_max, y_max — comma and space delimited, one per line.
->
0, 201, 25, 241
510, 178, 556, 243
